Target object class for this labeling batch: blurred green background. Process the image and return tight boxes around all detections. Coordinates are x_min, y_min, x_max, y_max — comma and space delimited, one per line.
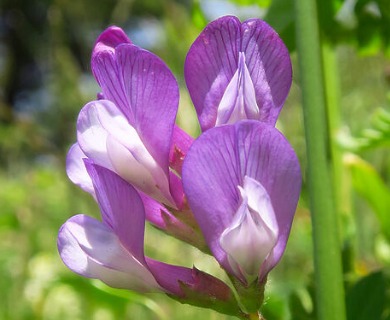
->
0, 0, 389, 319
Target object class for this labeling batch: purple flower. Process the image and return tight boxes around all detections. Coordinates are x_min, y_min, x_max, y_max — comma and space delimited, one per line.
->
185, 16, 292, 131
182, 121, 301, 284
59, 162, 238, 312
61, 17, 300, 315
59, 161, 165, 291
68, 26, 192, 209
65, 27, 209, 250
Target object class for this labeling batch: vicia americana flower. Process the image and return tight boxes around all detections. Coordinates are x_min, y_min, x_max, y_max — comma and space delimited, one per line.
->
60, 15, 301, 317
59, 161, 239, 314
65, 27, 205, 249
185, 16, 292, 131
182, 121, 301, 287
68, 26, 191, 210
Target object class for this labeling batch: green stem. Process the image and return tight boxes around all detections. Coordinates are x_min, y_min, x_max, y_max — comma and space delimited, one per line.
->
294, 1, 347, 320
321, 42, 355, 277
321, 42, 343, 218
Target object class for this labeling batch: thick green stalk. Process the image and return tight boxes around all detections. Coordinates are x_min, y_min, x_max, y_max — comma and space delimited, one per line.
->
322, 42, 355, 276
294, 1, 346, 320
321, 42, 343, 220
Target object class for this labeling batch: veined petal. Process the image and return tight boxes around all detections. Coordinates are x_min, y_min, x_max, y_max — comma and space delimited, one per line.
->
235, 122, 301, 280
58, 214, 161, 292
183, 121, 301, 282
76, 100, 115, 171
106, 134, 174, 206
168, 171, 184, 209
139, 192, 176, 227
91, 27, 131, 115
66, 143, 95, 197
85, 162, 146, 261
92, 26, 132, 62
139, 192, 207, 251
244, 176, 278, 232
216, 52, 259, 125
77, 100, 174, 207
60, 166, 236, 304
241, 19, 292, 125
219, 176, 278, 282
183, 125, 242, 277
185, 16, 291, 130
185, 16, 239, 131
92, 40, 178, 173
147, 258, 195, 297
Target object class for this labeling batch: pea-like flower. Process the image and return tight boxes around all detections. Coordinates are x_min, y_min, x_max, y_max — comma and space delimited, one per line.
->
185, 16, 292, 131
68, 26, 191, 209
60, 16, 301, 317
182, 121, 301, 285
59, 161, 239, 314
65, 27, 204, 249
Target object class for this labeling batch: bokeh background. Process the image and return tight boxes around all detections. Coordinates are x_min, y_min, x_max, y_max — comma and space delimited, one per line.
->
0, 0, 389, 319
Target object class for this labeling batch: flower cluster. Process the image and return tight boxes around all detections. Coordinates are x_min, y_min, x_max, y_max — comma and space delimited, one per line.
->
58, 16, 301, 316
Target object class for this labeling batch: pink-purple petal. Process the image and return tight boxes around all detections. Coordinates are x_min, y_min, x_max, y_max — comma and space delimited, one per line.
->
92, 51, 129, 119
240, 19, 292, 125
219, 177, 278, 282
77, 99, 174, 207
138, 192, 173, 228
66, 143, 95, 196
105, 131, 174, 206
92, 42, 179, 173
182, 125, 242, 276
146, 258, 236, 307
58, 214, 161, 292
146, 258, 195, 297
92, 26, 132, 61
169, 171, 185, 209
118, 44, 178, 171
234, 122, 301, 279
185, 16, 240, 131
76, 100, 116, 171
91, 26, 132, 100
182, 121, 301, 281
185, 16, 292, 130
85, 162, 146, 263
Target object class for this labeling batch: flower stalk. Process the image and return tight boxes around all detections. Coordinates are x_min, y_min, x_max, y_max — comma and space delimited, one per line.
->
294, 1, 346, 320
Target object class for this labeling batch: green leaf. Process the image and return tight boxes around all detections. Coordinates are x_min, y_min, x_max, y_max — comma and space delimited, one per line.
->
341, 108, 390, 151
346, 271, 386, 320
362, 108, 390, 148
346, 155, 390, 241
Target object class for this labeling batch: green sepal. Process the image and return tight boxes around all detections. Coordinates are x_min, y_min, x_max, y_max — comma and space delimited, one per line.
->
229, 275, 267, 314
